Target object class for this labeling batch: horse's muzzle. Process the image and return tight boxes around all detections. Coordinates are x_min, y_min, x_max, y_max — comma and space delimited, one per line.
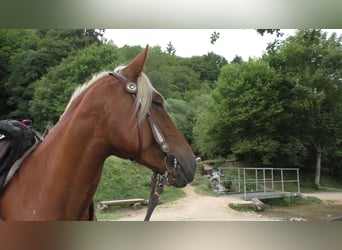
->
167, 155, 196, 188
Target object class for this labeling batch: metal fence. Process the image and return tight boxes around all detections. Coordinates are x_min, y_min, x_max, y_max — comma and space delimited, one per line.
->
218, 167, 300, 199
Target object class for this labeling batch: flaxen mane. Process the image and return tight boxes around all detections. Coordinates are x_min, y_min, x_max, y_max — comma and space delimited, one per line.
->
62, 66, 161, 124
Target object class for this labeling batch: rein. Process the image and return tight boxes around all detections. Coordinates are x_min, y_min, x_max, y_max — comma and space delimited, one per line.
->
109, 72, 178, 221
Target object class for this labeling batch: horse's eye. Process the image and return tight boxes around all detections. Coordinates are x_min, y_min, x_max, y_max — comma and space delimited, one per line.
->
152, 101, 163, 108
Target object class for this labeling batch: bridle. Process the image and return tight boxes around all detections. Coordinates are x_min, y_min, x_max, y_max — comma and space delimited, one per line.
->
109, 72, 178, 221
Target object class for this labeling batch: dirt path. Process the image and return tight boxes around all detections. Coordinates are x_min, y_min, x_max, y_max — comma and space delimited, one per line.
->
302, 192, 342, 205
117, 185, 277, 221
115, 186, 342, 221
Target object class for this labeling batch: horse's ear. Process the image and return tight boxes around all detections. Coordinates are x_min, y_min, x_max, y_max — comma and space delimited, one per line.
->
121, 45, 149, 82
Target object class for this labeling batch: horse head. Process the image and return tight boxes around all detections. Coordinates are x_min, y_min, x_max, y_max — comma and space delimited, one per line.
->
105, 46, 196, 187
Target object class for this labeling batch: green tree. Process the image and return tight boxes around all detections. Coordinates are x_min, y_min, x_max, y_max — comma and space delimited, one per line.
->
264, 29, 342, 186
144, 46, 179, 98
180, 52, 227, 89
165, 41, 176, 55
120, 45, 144, 62
167, 98, 194, 143
196, 29, 342, 184
4, 29, 104, 119
231, 55, 243, 64
0, 29, 37, 118
211, 60, 286, 165
192, 94, 220, 157
30, 43, 123, 131
145, 46, 201, 100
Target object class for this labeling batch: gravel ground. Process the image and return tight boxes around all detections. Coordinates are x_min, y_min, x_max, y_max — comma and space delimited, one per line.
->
113, 185, 342, 221
114, 186, 254, 221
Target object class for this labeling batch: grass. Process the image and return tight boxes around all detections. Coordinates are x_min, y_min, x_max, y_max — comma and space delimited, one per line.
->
228, 203, 254, 212
299, 174, 342, 193
96, 209, 124, 221
263, 195, 322, 207
191, 172, 218, 196
94, 156, 186, 219
228, 195, 323, 214
95, 156, 186, 204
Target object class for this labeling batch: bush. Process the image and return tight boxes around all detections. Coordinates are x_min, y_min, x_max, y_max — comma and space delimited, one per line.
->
191, 172, 218, 196
263, 195, 322, 207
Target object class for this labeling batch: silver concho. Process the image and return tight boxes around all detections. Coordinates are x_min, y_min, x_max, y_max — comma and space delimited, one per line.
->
161, 142, 170, 153
126, 82, 137, 93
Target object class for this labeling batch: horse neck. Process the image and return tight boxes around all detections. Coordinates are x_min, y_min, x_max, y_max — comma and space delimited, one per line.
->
3, 84, 115, 220
46, 114, 110, 182
40, 94, 113, 195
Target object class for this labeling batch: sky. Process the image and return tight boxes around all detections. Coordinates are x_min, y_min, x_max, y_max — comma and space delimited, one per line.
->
104, 29, 342, 62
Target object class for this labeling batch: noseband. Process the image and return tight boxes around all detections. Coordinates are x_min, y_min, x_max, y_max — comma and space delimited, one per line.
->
109, 72, 178, 221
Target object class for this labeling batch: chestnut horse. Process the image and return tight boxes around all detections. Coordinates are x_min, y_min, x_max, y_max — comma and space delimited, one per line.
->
0, 46, 196, 220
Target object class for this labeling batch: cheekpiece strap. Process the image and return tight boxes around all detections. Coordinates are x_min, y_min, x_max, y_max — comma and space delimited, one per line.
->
110, 72, 137, 94
147, 114, 170, 153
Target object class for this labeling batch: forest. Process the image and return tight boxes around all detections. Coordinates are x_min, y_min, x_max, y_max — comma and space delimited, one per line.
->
0, 29, 341, 187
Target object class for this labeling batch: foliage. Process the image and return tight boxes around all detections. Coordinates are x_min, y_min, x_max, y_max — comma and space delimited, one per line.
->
190, 172, 218, 196
264, 29, 342, 183
299, 173, 342, 192
2, 29, 104, 120
180, 52, 227, 84
196, 60, 289, 164
145, 46, 204, 100
263, 196, 322, 207
0, 29, 38, 118
29, 43, 123, 131
194, 29, 342, 184
167, 98, 194, 143
210, 31, 220, 44
231, 55, 244, 64
165, 41, 176, 55
193, 94, 222, 157
256, 29, 283, 37
119, 44, 143, 62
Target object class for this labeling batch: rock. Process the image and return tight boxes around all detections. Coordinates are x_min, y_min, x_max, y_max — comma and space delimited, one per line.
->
251, 198, 265, 212
203, 163, 213, 172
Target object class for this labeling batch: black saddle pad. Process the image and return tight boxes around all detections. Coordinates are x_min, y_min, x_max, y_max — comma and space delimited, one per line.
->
0, 120, 37, 187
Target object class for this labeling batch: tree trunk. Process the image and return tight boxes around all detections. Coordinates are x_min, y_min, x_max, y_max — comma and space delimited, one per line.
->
314, 143, 323, 188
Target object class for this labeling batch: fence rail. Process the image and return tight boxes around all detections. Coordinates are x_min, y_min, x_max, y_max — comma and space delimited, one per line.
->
218, 167, 300, 200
